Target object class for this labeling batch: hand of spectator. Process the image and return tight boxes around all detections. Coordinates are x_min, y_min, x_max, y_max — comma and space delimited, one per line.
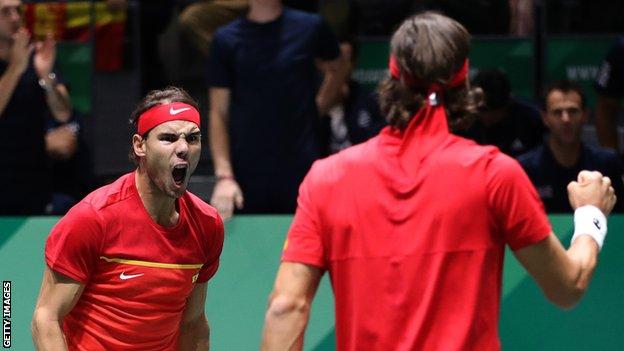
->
34, 33, 56, 79
9, 28, 32, 76
45, 125, 77, 161
210, 178, 244, 221
567, 170, 616, 215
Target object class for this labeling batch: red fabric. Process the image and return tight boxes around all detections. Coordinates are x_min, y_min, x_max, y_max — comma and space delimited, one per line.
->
282, 104, 551, 350
93, 21, 125, 71
45, 172, 224, 350
22, 3, 126, 71
138, 103, 200, 135
389, 55, 469, 91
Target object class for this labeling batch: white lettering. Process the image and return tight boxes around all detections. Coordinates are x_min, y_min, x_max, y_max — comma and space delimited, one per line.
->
2, 319, 10, 347
566, 65, 600, 81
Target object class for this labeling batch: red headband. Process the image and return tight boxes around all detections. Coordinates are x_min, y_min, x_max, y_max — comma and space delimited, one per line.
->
389, 55, 469, 91
137, 102, 200, 135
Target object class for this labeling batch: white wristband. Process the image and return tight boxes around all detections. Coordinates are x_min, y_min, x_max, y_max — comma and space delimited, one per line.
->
571, 205, 607, 250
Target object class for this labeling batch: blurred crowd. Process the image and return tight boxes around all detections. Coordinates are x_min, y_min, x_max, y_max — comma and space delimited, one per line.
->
1, 0, 624, 216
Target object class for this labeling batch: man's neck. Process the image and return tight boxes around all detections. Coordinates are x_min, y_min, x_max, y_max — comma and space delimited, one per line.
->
548, 136, 581, 168
135, 169, 179, 227
247, 1, 283, 23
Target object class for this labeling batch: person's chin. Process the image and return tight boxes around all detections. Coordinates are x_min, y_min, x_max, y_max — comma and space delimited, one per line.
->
170, 182, 187, 198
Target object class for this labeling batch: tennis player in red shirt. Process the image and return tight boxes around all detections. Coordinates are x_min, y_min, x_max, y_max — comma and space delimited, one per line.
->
261, 13, 616, 351
31, 87, 224, 350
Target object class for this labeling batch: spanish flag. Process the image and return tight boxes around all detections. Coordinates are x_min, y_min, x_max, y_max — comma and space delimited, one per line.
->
23, 2, 126, 71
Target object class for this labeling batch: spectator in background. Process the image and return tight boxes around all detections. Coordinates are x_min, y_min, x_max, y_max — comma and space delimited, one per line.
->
45, 112, 92, 215
595, 37, 624, 151
179, 0, 319, 58
179, 0, 249, 58
207, 0, 345, 219
461, 68, 545, 158
320, 38, 385, 155
0, 0, 72, 215
519, 81, 624, 212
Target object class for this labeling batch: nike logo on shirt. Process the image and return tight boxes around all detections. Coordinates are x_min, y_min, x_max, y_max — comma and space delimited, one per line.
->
120, 272, 144, 280
170, 107, 191, 115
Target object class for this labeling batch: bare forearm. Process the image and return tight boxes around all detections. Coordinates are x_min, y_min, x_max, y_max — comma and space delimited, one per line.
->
539, 235, 598, 309
595, 96, 621, 150
316, 60, 347, 117
515, 233, 600, 309
261, 296, 309, 351
31, 318, 68, 351
44, 81, 72, 123
209, 109, 234, 177
178, 318, 210, 351
564, 236, 599, 299
0, 65, 23, 117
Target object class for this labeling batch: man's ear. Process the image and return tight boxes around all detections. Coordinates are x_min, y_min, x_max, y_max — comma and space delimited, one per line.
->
132, 134, 146, 158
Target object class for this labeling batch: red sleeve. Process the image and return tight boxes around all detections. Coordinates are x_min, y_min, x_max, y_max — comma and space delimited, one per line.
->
487, 153, 552, 250
45, 202, 104, 283
197, 213, 225, 283
281, 164, 326, 269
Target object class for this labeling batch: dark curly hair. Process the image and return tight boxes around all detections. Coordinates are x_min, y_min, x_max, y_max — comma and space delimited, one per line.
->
378, 12, 482, 131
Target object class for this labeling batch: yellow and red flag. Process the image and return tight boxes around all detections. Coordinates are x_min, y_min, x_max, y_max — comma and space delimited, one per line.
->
23, 2, 126, 71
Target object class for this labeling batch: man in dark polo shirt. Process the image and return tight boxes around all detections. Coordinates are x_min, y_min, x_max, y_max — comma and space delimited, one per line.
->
206, 0, 343, 219
519, 80, 624, 212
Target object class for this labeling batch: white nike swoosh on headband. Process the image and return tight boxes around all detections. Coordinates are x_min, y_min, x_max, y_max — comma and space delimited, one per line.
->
170, 107, 191, 115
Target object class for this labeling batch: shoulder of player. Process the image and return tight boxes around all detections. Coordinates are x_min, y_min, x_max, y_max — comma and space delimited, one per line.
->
181, 192, 221, 223
308, 140, 374, 183
441, 135, 503, 165
80, 173, 137, 212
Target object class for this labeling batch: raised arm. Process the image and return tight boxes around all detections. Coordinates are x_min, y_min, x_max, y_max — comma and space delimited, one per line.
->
261, 262, 323, 351
178, 282, 210, 351
209, 87, 243, 220
34, 34, 72, 123
31, 267, 85, 351
514, 171, 616, 309
0, 28, 31, 117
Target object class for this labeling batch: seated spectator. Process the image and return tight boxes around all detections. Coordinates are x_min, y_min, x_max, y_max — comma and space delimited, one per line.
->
518, 81, 624, 213
460, 68, 545, 158
594, 37, 624, 151
320, 38, 385, 155
0, 0, 72, 215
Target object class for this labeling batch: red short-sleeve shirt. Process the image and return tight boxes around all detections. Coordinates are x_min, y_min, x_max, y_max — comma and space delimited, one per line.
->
283, 126, 551, 351
45, 172, 224, 350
